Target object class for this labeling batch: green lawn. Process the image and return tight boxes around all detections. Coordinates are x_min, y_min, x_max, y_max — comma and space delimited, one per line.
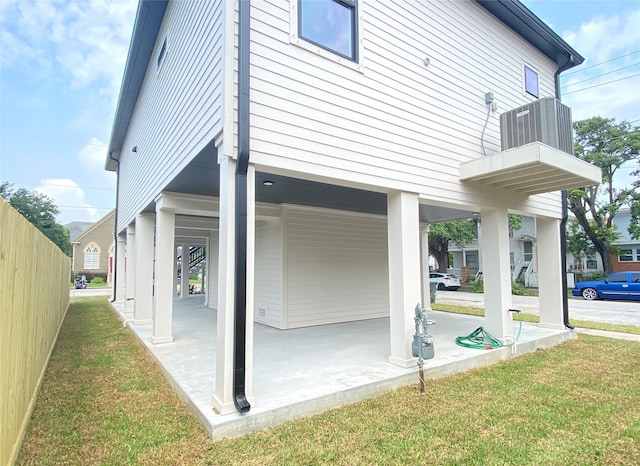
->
17, 297, 640, 465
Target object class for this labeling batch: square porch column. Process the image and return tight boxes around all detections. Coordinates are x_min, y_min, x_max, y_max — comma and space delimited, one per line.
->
420, 224, 432, 311
537, 217, 564, 329
134, 213, 154, 324
387, 191, 421, 368
125, 225, 136, 312
213, 156, 256, 414
180, 243, 190, 299
480, 208, 512, 340
151, 205, 175, 344
113, 234, 126, 304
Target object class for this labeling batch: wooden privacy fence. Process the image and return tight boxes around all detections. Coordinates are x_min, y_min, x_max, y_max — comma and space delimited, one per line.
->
1, 198, 70, 466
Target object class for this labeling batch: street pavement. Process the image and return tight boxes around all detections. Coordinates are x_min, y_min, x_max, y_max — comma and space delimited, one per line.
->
435, 290, 640, 327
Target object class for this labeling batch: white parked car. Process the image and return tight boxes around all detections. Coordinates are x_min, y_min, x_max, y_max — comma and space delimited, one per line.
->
429, 272, 461, 291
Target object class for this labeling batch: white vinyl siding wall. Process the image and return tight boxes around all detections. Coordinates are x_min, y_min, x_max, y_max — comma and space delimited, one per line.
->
254, 218, 283, 327
116, 0, 225, 231
284, 206, 389, 328
248, 0, 562, 218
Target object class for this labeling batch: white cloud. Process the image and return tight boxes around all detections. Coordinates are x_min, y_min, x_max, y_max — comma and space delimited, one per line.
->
559, 9, 640, 122
77, 137, 116, 180
35, 178, 100, 224
1, 0, 136, 98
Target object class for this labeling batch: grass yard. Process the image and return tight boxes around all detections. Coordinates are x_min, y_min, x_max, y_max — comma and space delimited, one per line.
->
17, 298, 640, 465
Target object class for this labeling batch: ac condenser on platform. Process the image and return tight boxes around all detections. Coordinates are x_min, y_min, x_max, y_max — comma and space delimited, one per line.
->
500, 97, 574, 155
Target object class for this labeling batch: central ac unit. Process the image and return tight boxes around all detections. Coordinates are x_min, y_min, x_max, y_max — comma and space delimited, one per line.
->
500, 97, 574, 155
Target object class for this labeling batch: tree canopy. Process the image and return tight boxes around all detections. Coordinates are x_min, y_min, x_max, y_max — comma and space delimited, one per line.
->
1, 182, 72, 256
567, 117, 640, 273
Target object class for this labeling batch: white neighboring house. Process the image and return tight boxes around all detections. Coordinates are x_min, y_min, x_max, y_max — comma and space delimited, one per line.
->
106, 0, 600, 416
449, 216, 539, 284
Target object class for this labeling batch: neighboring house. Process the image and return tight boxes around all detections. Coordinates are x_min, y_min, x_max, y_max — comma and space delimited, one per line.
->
450, 216, 538, 283
106, 0, 599, 417
71, 210, 115, 283
452, 210, 639, 283
611, 210, 640, 272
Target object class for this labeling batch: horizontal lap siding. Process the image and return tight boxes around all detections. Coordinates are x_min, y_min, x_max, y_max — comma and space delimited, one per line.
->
285, 206, 389, 328
255, 218, 283, 327
249, 0, 562, 218
117, 0, 225, 231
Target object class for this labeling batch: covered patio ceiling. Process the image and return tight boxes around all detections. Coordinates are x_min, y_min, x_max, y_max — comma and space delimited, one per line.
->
158, 142, 477, 223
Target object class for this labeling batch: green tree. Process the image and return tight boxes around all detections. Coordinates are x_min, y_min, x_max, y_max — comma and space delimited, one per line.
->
429, 220, 475, 272
1, 182, 72, 256
567, 117, 640, 273
429, 214, 523, 273
565, 219, 595, 271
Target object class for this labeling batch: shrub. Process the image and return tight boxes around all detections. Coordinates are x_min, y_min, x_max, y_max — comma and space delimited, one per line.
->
90, 277, 105, 284
470, 278, 484, 293
469, 277, 534, 296
511, 281, 533, 296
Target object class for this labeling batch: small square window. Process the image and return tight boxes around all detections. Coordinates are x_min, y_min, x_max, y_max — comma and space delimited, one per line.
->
299, 0, 357, 61
524, 65, 539, 98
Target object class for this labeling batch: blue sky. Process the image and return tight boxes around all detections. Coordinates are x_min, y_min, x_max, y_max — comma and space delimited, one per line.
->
1, 0, 639, 225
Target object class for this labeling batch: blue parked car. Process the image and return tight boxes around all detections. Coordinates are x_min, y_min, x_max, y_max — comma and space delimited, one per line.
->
572, 271, 640, 301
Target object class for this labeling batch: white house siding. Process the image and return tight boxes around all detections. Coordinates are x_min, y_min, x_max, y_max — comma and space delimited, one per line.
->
254, 217, 283, 327
116, 0, 225, 231
247, 0, 562, 219
284, 206, 389, 329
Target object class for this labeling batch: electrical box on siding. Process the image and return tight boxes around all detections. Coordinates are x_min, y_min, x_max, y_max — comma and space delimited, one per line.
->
500, 97, 574, 155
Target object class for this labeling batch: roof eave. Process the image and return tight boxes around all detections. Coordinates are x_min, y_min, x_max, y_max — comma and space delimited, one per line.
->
475, 0, 584, 67
105, 0, 168, 172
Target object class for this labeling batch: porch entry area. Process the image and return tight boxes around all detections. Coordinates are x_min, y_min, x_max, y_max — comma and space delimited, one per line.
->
110, 295, 574, 439
115, 161, 568, 419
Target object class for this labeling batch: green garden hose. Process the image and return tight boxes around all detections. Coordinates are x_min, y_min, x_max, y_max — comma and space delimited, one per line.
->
455, 309, 523, 350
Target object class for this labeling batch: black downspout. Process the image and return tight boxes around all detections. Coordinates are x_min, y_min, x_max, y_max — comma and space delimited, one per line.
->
555, 54, 576, 329
233, 0, 251, 414
108, 152, 120, 303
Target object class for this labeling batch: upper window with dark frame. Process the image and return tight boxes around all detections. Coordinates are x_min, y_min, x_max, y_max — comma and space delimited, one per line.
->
299, 0, 357, 61
524, 64, 539, 98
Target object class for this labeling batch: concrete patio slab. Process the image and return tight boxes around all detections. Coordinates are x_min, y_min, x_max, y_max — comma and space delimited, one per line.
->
109, 296, 574, 439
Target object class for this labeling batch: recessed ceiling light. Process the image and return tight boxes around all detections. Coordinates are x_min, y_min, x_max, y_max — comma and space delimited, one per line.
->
263, 180, 274, 186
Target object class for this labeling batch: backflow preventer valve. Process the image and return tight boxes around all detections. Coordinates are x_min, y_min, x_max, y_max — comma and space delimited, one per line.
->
412, 303, 434, 360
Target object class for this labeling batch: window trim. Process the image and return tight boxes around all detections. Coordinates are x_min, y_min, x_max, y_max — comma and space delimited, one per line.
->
84, 243, 101, 270
290, 0, 364, 72
617, 247, 640, 262
523, 63, 539, 98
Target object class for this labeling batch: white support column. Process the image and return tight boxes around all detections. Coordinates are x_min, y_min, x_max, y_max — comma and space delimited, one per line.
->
203, 238, 209, 307
387, 191, 421, 368
180, 243, 190, 299
152, 205, 175, 344
480, 208, 512, 340
125, 225, 136, 313
134, 213, 154, 325
113, 234, 127, 304
420, 224, 432, 310
537, 217, 564, 329
213, 155, 237, 414
174, 245, 180, 296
